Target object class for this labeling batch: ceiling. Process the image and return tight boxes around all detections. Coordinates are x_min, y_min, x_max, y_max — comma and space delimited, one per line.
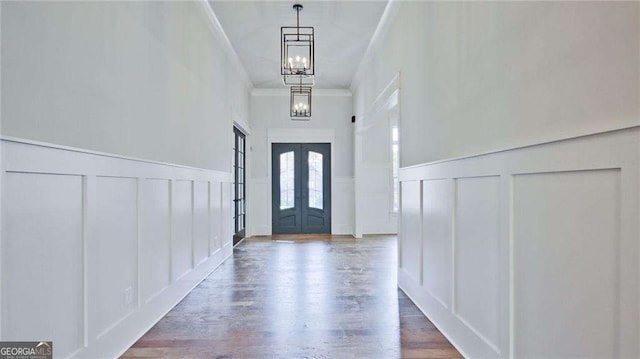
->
209, 1, 388, 89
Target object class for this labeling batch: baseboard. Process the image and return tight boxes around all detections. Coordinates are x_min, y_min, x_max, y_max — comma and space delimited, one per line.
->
398, 270, 470, 359
332, 224, 354, 235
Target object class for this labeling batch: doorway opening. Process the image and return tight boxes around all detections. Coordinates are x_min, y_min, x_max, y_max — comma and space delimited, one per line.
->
233, 127, 246, 245
271, 143, 331, 234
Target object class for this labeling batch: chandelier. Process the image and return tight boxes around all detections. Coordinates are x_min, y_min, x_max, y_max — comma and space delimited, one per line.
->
290, 84, 312, 119
281, 4, 314, 80
281, 3, 315, 119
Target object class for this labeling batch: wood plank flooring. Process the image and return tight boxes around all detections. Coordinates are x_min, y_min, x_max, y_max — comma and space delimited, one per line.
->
121, 235, 462, 358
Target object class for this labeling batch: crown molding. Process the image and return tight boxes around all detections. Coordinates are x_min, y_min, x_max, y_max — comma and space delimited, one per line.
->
349, 0, 401, 91
198, 0, 253, 89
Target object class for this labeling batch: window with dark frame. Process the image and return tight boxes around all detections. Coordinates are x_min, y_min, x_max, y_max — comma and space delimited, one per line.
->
233, 127, 246, 245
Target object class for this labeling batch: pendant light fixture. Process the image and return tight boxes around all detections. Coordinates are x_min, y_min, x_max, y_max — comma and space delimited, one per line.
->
290, 83, 312, 119
281, 3, 314, 85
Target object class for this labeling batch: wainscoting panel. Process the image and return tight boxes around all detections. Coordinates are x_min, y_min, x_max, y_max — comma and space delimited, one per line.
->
421, 179, 452, 309
209, 181, 222, 253
360, 192, 393, 233
193, 181, 210, 266
358, 166, 397, 236
172, 180, 194, 280
359, 166, 391, 193
333, 177, 355, 235
221, 181, 233, 247
2, 172, 84, 358
92, 176, 139, 338
398, 127, 640, 358
454, 176, 501, 354
400, 180, 421, 283
249, 179, 270, 235
513, 169, 620, 357
0, 138, 234, 359
140, 178, 171, 304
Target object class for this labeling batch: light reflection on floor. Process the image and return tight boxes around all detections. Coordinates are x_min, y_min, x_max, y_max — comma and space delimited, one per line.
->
121, 235, 461, 358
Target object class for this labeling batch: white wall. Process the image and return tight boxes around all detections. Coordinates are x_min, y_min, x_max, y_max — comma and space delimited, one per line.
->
352, 1, 639, 167
250, 89, 354, 179
249, 89, 354, 235
351, 1, 640, 357
1, 1, 251, 171
0, 1, 246, 358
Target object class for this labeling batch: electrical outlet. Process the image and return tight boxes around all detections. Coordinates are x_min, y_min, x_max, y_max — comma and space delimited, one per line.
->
124, 287, 132, 306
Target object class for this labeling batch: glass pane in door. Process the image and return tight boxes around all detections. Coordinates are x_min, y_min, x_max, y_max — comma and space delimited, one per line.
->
308, 151, 323, 209
280, 151, 295, 209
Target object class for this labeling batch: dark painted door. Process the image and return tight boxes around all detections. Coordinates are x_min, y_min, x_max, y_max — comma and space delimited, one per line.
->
272, 143, 331, 234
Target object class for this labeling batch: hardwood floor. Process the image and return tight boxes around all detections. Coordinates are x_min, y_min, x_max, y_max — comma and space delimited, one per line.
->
121, 235, 462, 358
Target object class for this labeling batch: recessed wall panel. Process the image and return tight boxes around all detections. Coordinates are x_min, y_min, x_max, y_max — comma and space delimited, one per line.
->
359, 167, 391, 193
221, 182, 233, 246
210, 181, 222, 252
332, 179, 355, 234
2, 173, 84, 358
454, 176, 501, 351
172, 180, 193, 279
94, 176, 138, 336
422, 179, 452, 307
140, 178, 171, 303
193, 181, 209, 264
361, 192, 392, 230
400, 180, 421, 282
513, 169, 620, 357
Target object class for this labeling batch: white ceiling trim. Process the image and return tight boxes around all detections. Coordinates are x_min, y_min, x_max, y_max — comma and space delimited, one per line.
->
198, 0, 253, 89
350, 0, 401, 91
252, 88, 352, 97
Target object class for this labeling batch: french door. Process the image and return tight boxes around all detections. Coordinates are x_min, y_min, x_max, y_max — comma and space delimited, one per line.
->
272, 143, 331, 234
233, 127, 246, 245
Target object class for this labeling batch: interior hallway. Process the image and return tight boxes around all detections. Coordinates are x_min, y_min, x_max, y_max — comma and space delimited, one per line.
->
121, 236, 461, 358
